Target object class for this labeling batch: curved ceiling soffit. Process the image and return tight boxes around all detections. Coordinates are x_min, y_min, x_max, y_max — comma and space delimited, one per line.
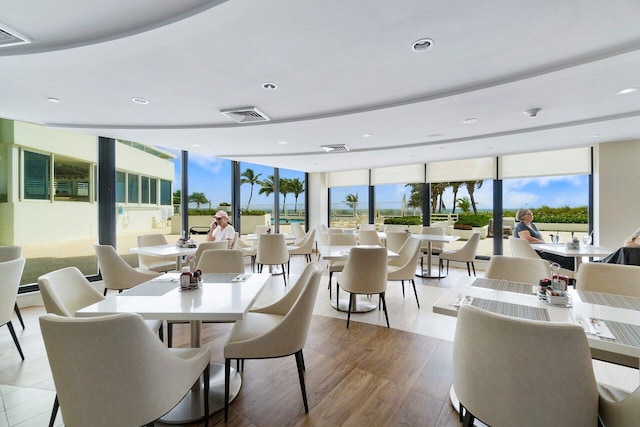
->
223, 110, 640, 159
0, 0, 230, 57
47, 38, 640, 133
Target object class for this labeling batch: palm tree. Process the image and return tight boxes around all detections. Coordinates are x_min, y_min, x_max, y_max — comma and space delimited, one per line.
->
289, 178, 305, 213
405, 183, 423, 213
240, 168, 262, 211
451, 182, 461, 213
189, 192, 209, 210
345, 193, 359, 217
465, 180, 483, 214
430, 183, 447, 213
456, 197, 472, 213
279, 178, 292, 214
258, 175, 275, 198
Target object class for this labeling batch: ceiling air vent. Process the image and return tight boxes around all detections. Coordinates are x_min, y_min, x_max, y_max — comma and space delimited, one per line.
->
321, 144, 350, 153
0, 24, 31, 48
220, 106, 270, 123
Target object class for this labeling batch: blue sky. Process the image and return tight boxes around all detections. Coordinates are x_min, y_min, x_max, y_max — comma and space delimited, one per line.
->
163, 147, 587, 211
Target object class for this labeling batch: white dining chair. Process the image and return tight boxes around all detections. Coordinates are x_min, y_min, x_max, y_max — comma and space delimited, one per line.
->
327, 233, 358, 297
439, 232, 480, 276
508, 236, 541, 259
387, 238, 422, 308
484, 255, 551, 285
189, 241, 228, 271
233, 233, 257, 272
576, 262, 640, 297
0, 246, 25, 329
94, 244, 160, 295
136, 233, 176, 272
357, 229, 382, 246
256, 234, 290, 286
288, 229, 316, 263
40, 313, 211, 427
385, 231, 409, 253
0, 257, 26, 360
196, 249, 245, 273
290, 222, 306, 243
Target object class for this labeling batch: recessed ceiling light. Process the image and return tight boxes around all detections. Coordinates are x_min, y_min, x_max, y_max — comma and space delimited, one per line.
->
524, 108, 541, 118
463, 118, 478, 124
278, 140, 288, 145
47, 97, 60, 103
191, 144, 201, 147
589, 134, 601, 138
362, 133, 373, 138
427, 133, 442, 138
616, 87, 637, 95
412, 38, 433, 52
131, 97, 149, 105
262, 82, 277, 90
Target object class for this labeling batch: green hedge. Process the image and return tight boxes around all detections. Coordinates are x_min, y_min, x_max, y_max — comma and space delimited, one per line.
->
503, 206, 588, 224
241, 209, 266, 216
456, 213, 491, 227
384, 216, 422, 225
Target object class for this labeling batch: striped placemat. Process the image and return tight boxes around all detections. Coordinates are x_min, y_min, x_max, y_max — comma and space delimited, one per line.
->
471, 297, 550, 321
577, 290, 640, 311
471, 278, 535, 295
201, 273, 242, 283
601, 320, 640, 347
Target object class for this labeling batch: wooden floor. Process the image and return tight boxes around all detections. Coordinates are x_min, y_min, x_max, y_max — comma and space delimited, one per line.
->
1, 255, 636, 426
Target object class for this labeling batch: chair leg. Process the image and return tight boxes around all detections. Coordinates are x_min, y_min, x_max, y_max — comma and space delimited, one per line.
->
103, 288, 108, 296
300, 351, 306, 372
224, 358, 231, 422
158, 323, 163, 342
459, 403, 464, 422
462, 409, 475, 427
471, 262, 476, 276
282, 264, 287, 287
167, 322, 173, 348
295, 350, 309, 413
203, 363, 210, 427
401, 280, 405, 297
466, 262, 471, 276
380, 292, 390, 328
411, 279, 420, 308
287, 259, 290, 277
346, 293, 353, 328
7, 321, 24, 360
446, 260, 450, 274
14, 303, 24, 329
49, 395, 59, 427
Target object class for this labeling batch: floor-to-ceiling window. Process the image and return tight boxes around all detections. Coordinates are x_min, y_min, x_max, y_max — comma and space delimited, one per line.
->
240, 162, 274, 235
278, 168, 306, 233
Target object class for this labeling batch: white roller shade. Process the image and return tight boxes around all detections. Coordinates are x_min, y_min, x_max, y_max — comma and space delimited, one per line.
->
500, 148, 591, 179
371, 164, 425, 185
328, 169, 369, 187
426, 157, 496, 183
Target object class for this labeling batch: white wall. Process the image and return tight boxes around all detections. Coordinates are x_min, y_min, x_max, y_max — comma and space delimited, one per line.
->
594, 140, 640, 248
307, 172, 328, 233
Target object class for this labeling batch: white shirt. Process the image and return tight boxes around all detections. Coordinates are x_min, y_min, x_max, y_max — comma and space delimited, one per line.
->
212, 225, 236, 248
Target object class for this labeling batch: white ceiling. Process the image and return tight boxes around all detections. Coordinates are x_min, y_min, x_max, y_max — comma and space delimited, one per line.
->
1, 0, 640, 172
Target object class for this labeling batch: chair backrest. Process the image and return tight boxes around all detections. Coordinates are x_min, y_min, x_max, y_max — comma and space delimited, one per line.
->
452, 232, 481, 261
599, 384, 640, 427
0, 246, 22, 262
485, 255, 552, 285
388, 238, 421, 278
225, 263, 323, 359
359, 224, 375, 231
254, 225, 269, 234
420, 226, 444, 251
291, 229, 316, 254
453, 305, 598, 427
384, 224, 405, 232
38, 267, 105, 317
256, 234, 289, 265
328, 228, 345, 235
576, 262, 640, 297
338, 247, 388, 294
136, 233, 171, 269
0, 258, 26, 325
385, 231, 409, 253
291, 223, 306, 241
94, 244, 159, 291
196, 249, 245, 273
358, 229, 382, 246
192, 241, 228, 270
509, 236, 541, 259
329, 233, 358, 246
40, 313, 210, 427
316, 225, 329, 246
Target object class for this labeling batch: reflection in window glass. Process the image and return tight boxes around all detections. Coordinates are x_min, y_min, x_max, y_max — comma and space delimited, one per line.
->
116, 171, 126, 203
329, 185, 369, 229
53, 156, 91, 202
24, 151, 50, 200
141, 176, 150, 203
128, 173, 139, 203
160, 179, 172, 205
150, 178, 157, 204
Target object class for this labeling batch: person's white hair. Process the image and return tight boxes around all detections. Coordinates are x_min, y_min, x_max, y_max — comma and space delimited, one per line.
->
515, 208, 530, 222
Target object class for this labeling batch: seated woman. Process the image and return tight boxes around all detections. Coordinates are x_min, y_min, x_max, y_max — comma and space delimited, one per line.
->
514, 208, 575, 270
623, 226, 640, 248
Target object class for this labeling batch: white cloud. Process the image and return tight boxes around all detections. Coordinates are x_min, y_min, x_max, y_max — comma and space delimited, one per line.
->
190, 154, 226, 174
504, 191, 540, 208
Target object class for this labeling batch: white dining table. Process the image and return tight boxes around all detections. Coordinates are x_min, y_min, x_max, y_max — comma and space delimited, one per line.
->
318, 244, 398, 313
245, 232, 295, 241
130, 244, 198, 270
433, 276, 640, 415
76, 272, 270, 423
531, 243, 615, 271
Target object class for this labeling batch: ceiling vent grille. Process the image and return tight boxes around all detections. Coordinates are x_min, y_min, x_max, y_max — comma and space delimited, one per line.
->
220, 107, 270, 123
321, 144, 350, 153
0, 24, 31, 48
